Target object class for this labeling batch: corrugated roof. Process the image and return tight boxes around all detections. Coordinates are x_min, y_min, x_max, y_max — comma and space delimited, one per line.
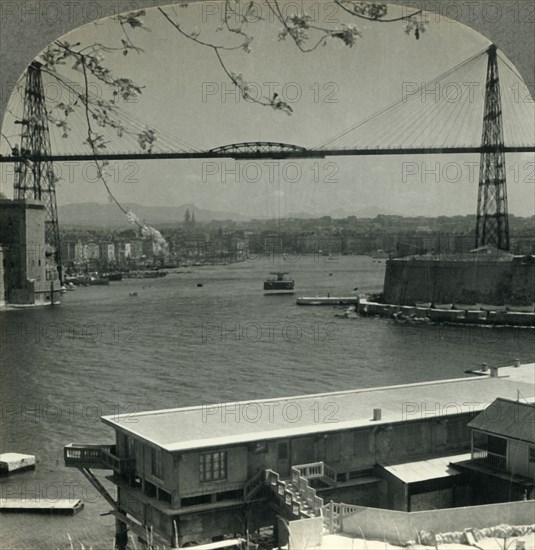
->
102, 364, 535, 452
468, 398, 535, 443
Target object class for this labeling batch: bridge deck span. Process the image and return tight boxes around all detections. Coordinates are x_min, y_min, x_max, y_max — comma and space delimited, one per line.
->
0, 146, 534, 163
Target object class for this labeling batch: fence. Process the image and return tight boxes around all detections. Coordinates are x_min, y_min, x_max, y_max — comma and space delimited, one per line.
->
340, 500, 535, 544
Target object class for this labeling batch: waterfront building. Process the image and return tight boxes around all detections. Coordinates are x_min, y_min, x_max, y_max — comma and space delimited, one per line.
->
383, 249, 535, 307
107, 243, 116, 263
0, 199, 60, 305
454, 397, 535, 503
84, 242, 100, 261
74, 240, 86, 264
64, 363, 534, 548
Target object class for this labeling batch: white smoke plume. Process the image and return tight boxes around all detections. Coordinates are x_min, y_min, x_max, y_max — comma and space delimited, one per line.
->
126, 211, 169, 256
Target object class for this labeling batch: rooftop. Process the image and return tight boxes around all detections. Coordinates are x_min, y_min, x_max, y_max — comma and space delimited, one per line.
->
102, 363, 535, 453
468, 397, 535, 443
380, 452, 471, 484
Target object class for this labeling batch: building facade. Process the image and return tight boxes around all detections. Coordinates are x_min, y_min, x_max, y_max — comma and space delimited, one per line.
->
454, 398, 535, 503
0, 199, 61, 305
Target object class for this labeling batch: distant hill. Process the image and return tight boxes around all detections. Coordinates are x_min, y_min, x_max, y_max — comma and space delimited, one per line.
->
58, 202, 247, 227
58, 202, 403, 227
330, 205, 401, 218
287, 206, 399, 219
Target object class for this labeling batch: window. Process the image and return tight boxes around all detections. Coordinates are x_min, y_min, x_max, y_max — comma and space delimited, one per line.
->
151, 447, 164, 479
529, 447, 535, 463
200, 451, 227, 482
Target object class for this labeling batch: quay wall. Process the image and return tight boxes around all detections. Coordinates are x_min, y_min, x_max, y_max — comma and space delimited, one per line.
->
383, 257, 535, 307
340, 500, 535, 544
357, 300, 535, 326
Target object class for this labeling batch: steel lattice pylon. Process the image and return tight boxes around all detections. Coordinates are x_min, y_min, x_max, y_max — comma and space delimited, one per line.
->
475, 44, 510, 251
14, 61, 62, 280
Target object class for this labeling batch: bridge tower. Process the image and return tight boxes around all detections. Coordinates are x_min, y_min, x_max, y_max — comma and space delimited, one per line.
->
475, 44, 509, 251
14, 61, 62, 280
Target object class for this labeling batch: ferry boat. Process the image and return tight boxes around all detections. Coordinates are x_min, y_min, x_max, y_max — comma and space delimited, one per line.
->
263, 272, 295, 295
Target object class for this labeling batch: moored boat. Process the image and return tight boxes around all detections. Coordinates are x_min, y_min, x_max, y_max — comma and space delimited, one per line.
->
89, 276, 109, 286
506, 304, 535, 313
478, 304, 506, 312
105, 272, 123, 282
428, 308, 465, 322
296, 296, 358, 306
454, 304, 480, 311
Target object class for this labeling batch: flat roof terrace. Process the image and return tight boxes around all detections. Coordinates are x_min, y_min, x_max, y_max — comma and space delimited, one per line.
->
102, 364, 535, 452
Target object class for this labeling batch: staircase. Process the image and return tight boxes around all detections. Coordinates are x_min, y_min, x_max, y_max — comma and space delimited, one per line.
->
259, 462, 360, 534
265, 467, 324, 520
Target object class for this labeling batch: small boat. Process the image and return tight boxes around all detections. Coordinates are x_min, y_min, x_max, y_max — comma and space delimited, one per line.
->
264, 272, 295, 295
296, 296, 358, 306
105, 272, 123, 282
89, 276, 109, 286
414, 301, 432, 308
506, 304, 535, 313
454, 304, 480, 311
478, 303, 507, 312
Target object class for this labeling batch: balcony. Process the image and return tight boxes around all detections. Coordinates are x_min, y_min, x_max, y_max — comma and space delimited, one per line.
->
293, 461, 337, 486
472, 448, 507, 471
64, 444, 135, 475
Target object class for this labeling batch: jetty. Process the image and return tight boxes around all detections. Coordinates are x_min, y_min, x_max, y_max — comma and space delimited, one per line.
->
0, 499, 83, 515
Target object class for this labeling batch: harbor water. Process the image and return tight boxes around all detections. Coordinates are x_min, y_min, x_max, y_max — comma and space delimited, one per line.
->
1, 256, 533, 549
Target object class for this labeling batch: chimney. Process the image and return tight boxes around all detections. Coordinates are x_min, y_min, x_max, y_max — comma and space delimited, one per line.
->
372, 408, 382, 421
490, 366, 499, 378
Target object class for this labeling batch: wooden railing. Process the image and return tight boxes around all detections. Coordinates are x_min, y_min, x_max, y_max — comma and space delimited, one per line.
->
64, 444, 135, 475
472, 448, 507, 471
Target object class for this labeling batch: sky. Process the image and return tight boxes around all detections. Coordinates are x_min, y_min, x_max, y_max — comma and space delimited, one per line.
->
1, 1, 534, 218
